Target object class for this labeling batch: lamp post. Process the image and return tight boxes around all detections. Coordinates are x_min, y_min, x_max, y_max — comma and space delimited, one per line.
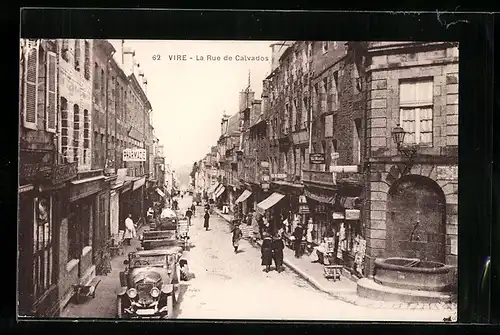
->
391, 124, 417, 175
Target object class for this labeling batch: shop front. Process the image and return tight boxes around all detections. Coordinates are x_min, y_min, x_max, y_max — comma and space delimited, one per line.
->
302, 179, 365, 276
131, 176, 146, 223
269, 180, 304, 239
214, 183, 227, 211
234, 188, 252, 218
119, 180, 133, 232
58, 174, 106, 310
19, 160, 78, 317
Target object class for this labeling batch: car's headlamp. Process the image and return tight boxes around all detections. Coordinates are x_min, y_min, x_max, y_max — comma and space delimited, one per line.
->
127, 288, 138, 299
150, 287, 160, 298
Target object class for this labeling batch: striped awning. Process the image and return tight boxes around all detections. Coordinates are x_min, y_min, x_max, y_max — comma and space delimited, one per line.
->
208, 183, 220, 194
215, 186, 226, 199
156, 188, 166, 198
257, 192, 285, 211
235, 190, 252, 204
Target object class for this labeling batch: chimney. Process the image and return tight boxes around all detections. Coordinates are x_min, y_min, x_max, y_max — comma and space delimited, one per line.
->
123, 46, 135, 76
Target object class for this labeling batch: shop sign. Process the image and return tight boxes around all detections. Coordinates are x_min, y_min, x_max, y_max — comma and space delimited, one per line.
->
20, 163, 53, 181
271, 173, 287, 180
154, 157, 165, 165
309, 153, 325, 164
70, 179, 103, 202
52, 162, 78, 184
299, 195, 307, 204
260, 161, 269, 168
299, 205, 310, 213
261, 183, 270, 190
332, 212, 345, 220
123, 148, 147, 162
345, 209, 360, 220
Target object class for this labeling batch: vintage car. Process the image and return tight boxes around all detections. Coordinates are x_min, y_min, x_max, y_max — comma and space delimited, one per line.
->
117, 247, 185, 319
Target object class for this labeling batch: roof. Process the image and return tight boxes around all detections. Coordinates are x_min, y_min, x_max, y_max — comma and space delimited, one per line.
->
227, 113, 240, 136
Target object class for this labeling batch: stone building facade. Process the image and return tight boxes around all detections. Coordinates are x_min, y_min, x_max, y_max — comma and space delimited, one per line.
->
363, 41, 459, 277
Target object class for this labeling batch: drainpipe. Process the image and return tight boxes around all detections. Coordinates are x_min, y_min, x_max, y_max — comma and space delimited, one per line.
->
105, 50, 116, 172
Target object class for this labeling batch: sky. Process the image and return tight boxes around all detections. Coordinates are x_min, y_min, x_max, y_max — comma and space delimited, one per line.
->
109, 40, 276, 170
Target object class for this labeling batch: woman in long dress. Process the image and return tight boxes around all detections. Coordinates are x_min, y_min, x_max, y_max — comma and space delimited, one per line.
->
272, 233, 285, 273
261, 233, 273, 272
203, 209, 210, 231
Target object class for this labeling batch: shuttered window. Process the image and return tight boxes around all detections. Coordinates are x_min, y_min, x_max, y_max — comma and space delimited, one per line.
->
23, 40, 39, 130
45, 51, 57, 132
84, 41, 90, 80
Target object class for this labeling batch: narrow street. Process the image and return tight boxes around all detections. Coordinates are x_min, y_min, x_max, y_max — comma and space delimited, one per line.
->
174, 196, 452, 321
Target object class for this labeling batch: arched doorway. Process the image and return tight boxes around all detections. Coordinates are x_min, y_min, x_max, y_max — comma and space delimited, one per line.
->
385, 174, 446, 263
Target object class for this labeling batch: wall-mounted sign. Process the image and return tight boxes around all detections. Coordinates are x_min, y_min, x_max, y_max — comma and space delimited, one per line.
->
52, 162, 78, 184
271, 173, 287, 179
345, 209, 360, 220
261, 183, 270, 190
299, 205, 310, 214
133, 177, 146, 191
128, 127, 144, 142
299, 195, 307, 204
332, 212, 345, 220
260, 161, 270, 168
123, 148, 147, 162
309, 153, 325, 164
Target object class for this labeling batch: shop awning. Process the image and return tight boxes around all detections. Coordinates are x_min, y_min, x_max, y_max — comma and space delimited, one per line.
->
235, 190, 252, 204
156, 188, 166, 198
208, 183, 220, 194
304, 187, 336, 205
257, 192, 285, 211
215, 186, 226, 199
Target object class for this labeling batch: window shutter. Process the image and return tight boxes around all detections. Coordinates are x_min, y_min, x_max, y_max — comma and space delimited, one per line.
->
45, 51, 57, 133
23, 40, 39, 130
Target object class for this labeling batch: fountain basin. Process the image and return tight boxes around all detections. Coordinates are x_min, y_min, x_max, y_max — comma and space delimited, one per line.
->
373, 257, 456, 292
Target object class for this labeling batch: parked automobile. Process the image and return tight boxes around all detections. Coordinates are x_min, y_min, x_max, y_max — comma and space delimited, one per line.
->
117, 247, 185, 319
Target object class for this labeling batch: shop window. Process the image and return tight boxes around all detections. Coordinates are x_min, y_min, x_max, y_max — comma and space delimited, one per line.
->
399, 78, 434, 145
33, 196, 55, 300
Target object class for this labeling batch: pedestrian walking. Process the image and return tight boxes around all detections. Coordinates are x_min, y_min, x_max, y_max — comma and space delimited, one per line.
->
292, 224, 304, 258
185, 207, 193, 226
204, 209, 210, 231
124, 214, 137, 246
191, 203, 196, 217
272, 233, 285, 273
231, 222, 243, 253
261, 232, 273, 272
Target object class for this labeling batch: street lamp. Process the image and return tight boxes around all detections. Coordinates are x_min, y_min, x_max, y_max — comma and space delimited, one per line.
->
391, 124, 417, 175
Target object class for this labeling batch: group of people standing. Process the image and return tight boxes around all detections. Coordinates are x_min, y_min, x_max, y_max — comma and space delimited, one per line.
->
260, 231, 285, 273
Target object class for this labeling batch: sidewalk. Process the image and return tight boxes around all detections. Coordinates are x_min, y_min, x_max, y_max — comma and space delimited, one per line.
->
214, 209, 457, 312
61, 227, 146, 318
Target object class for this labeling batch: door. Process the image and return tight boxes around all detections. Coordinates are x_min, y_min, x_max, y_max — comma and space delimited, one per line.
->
386, 175, 446, 263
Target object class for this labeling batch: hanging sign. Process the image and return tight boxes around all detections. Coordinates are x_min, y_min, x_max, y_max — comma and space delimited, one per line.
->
332, 212, 345, 220
299, 195, 307, 204
309, 153, 325, 164
299, 205, 310, 214
123, 148, 147, 162
345, 209, 360, 220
